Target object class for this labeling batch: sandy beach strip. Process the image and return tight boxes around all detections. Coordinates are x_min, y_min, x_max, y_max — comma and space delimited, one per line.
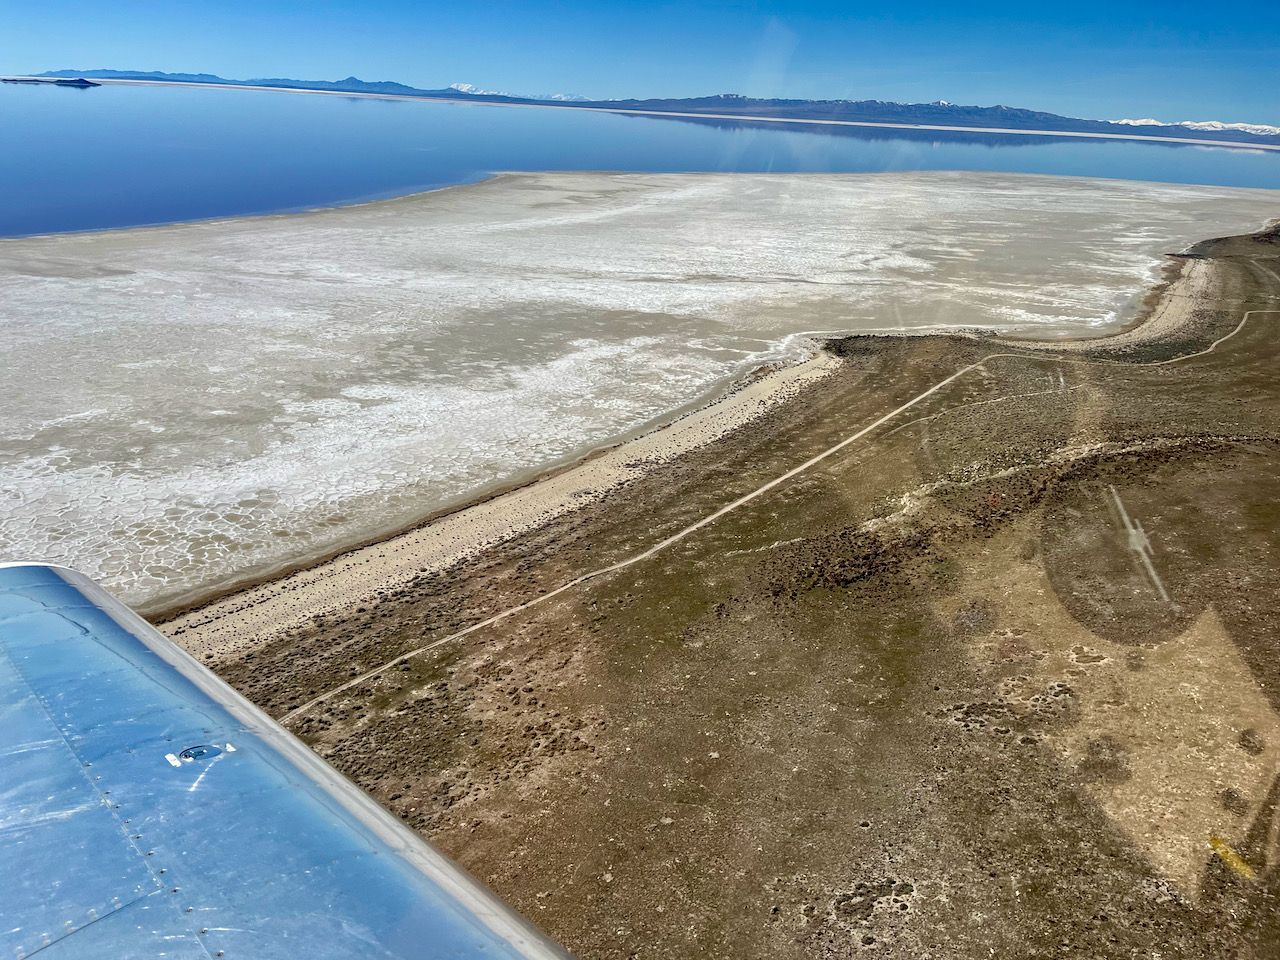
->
994, 219, 1279, 355
994, 256, 1214, 353
162, 351, 840, 659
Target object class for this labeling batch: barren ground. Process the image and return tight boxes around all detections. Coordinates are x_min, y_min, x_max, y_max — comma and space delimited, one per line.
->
186, 225, 1280, 958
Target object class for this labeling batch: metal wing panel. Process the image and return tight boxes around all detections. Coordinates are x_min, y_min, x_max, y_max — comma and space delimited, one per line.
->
39, 893, 208, 959
1, 635, 172, 958
0, 563, 571, 960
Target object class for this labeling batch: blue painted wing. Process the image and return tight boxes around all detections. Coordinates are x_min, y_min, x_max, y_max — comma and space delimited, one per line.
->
0, 563, 571, 960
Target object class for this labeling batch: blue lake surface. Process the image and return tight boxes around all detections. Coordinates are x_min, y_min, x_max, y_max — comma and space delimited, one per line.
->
5, 81, 1280, 237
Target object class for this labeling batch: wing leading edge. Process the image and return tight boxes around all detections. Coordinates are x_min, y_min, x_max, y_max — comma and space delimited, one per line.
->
0, 562, 572, 960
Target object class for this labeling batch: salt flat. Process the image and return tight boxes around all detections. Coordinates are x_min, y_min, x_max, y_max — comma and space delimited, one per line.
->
0, 171, 1270, 608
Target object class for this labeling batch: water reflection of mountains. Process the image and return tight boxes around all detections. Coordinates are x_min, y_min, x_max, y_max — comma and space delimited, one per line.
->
629, 112, 1206, 151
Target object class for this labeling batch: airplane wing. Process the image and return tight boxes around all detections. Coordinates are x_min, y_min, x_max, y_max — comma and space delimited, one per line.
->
0, 562, 572, 959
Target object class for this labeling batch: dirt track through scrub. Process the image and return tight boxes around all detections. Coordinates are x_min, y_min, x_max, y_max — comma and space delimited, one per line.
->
281, 308, 1279, 728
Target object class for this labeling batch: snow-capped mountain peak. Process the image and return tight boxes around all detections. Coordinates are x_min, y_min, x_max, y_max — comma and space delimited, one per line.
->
448, 81, 587, 102
449, 82, 504, 95
1112, 116, 1280, 137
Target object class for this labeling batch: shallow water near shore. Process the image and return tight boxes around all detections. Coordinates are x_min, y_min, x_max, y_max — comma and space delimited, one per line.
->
0, 171, 1275, 609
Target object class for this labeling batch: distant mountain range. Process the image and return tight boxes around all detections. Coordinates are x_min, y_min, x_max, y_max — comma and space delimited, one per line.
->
33, 69, 1280, 147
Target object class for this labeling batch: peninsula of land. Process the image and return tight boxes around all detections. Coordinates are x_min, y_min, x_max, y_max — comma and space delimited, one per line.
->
166, 214, 1280, 958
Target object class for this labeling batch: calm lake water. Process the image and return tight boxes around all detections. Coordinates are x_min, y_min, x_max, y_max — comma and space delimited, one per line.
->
5, 81, 1280, 237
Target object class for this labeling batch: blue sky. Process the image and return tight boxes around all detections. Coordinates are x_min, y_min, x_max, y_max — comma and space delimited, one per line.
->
7, 1, 1279, 122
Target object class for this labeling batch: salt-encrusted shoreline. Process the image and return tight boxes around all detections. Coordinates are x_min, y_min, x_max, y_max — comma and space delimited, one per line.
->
161, 350, 841, 659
